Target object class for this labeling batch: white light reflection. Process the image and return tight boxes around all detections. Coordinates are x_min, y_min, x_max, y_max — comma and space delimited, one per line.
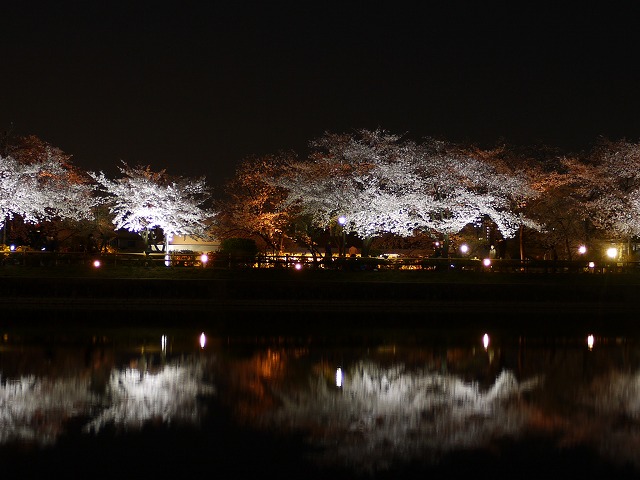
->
85, 362, 215, 434
199, 332, 206, 349
0, 359, 216, 445
263, 360, 541, 473
587, 334, 595, 350
161, 335, 167, 354
336, 367, 343, 388
482, 333, 490, 350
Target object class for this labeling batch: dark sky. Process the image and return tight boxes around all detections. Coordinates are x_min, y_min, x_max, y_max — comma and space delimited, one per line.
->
2, 2, 639, 190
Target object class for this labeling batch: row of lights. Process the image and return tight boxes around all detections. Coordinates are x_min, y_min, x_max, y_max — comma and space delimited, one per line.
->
92, 253, 210, 269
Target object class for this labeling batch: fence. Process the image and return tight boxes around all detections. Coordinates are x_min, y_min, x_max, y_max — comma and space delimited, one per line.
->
2, 250, 639, 274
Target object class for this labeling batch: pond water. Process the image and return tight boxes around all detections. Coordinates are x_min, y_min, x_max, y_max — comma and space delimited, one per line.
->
2, 321, 640, 479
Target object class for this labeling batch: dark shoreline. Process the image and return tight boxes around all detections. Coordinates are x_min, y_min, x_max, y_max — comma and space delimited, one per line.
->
2, 270, 640, 337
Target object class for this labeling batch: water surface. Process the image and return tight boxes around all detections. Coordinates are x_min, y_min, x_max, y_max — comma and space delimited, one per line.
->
2, 321, 640, 478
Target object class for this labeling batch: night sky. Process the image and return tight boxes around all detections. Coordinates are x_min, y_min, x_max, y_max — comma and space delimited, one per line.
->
2, 3, 639, 190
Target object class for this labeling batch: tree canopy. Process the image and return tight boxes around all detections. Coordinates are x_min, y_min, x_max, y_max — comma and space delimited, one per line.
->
90, 162, 213, 249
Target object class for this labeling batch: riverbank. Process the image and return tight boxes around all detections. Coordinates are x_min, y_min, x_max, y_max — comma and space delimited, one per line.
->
2, 266, 640, 336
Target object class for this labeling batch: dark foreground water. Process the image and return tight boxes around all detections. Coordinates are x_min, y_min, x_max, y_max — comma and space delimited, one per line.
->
2, 317, 640, 479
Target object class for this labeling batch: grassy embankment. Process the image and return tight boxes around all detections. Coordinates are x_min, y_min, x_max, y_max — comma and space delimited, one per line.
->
2, 264, 640, 330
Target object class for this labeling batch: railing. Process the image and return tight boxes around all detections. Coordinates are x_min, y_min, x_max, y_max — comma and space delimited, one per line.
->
2, 250, 640, 274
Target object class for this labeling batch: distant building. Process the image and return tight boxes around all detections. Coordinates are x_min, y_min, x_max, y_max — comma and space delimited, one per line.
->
167, 234, 220, 253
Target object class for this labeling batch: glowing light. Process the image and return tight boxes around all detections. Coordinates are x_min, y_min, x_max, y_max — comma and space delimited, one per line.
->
587, 334, 594, 350
164, 254, 171, 267
578, 245, 587, 255
460, 244, 469, 254
199, 332, 206, 349
588, 261, 595, 268
92, 259, 101, 268
200, 254, 208, 265
482, 333, 490, 350
336, 367, 343, 388
483, 258, 491, 267
9, 244, 15, 251
338, 215, 347, 226
294, 263, 303, 270
606, 247, 617, 259
161, 335, 167, 353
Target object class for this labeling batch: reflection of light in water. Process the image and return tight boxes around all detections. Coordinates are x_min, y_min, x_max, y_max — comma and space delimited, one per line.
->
587, 334, 594, 350
161, 335, 167, 354
483, 333, 489, 350
336, 367, 342, 388
200, 332, 206, 349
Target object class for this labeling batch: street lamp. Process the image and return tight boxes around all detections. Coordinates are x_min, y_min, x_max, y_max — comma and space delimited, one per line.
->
338, 215, 347, 257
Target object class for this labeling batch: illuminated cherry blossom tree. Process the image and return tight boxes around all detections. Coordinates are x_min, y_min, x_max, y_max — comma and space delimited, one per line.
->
214, 154, 294, 253
585, 139, 640, 254
0, 153, 96, 231
90, 162, 213, 251
273, 129, 538, 255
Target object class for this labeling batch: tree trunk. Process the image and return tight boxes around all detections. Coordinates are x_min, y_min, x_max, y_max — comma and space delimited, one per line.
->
362, 236, 373, 257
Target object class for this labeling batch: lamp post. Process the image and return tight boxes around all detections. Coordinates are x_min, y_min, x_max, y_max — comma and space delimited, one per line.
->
338, 215, 347, 258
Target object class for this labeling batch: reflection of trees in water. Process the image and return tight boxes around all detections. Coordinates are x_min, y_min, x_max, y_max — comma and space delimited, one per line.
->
6, 335, 640, 474
234, 341, 640, 475
0, 375, 95, 445
0, 357, 216, 446
573, 371, 640, 470
222, 347, 308, 423
84, 357, 215, 433
262, 360, 542, 473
